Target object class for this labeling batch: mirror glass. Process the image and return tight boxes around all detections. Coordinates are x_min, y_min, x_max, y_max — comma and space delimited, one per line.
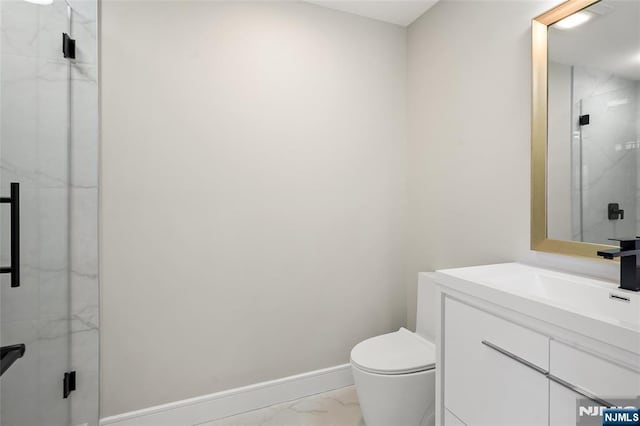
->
547, 0, 640, 245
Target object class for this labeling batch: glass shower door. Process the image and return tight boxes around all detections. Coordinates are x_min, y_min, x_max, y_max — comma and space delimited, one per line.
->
578, 85, 638, 245
0, 0, 72, 424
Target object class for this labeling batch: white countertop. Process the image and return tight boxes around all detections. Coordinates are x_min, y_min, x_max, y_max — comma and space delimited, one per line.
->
431, 262, 640, 355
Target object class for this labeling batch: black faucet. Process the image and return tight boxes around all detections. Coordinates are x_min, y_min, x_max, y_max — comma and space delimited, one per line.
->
597, 238, 640, 292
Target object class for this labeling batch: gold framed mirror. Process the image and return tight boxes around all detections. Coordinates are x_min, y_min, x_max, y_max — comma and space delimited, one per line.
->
531, 0, 639, 259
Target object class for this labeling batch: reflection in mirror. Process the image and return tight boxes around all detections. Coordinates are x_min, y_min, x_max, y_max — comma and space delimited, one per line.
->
547, 0, 640, 246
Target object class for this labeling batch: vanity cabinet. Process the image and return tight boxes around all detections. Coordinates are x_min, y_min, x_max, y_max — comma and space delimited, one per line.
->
427, 263, 640, 426
441, 296, 640, 426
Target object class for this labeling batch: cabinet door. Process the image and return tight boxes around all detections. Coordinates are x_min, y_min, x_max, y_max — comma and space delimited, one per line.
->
444, 297, 550, 426
550, 340, 640, 399
549, 340, 640, 426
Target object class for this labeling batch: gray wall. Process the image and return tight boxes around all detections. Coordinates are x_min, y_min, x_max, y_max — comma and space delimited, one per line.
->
547, 61, 573, 242
405, 0, 555, 335
100, 1, 407, 416
102, 0, 618, 417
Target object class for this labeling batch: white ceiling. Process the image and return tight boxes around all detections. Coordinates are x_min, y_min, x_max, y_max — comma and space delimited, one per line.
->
549, 0, 640, 81
304, 1, 438, 26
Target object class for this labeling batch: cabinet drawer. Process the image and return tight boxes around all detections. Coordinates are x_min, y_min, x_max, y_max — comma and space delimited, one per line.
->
445, 297, 549, 370
550, 340, 640, 402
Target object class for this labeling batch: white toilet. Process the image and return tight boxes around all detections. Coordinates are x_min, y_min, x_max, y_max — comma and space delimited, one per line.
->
350, 327, 436, 426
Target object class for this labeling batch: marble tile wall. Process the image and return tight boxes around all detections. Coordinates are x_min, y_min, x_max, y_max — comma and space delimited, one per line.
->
1, 2, 72, 424
0, 0, 98, 425
68, 1, 99, 424
571, 66, 638, 245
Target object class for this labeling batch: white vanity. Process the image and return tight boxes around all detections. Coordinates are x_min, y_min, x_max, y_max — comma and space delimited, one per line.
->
425, 262, 640, 426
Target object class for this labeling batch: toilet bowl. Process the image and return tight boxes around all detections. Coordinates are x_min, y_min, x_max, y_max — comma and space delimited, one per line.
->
350, 327, 436, 426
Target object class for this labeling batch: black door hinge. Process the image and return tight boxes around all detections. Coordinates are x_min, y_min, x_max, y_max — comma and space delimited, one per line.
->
608, 203, 624, 220
579, 114, 590, 126
63, 371, 76, 398
62, 33, 76, 59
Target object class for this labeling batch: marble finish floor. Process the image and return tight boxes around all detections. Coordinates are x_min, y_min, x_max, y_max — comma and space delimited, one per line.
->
198, 386, 363, 426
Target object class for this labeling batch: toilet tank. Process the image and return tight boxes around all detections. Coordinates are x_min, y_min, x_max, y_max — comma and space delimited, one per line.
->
416, 273, 438, 342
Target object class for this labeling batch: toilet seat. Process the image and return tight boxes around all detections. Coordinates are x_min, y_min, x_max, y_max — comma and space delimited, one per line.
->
350, 327, 435, 375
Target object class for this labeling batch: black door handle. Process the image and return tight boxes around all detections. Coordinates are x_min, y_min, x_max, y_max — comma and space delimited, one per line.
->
0, 182, 20, 287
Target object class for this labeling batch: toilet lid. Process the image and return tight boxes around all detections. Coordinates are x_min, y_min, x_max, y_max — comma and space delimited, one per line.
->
350, 328, 435, 375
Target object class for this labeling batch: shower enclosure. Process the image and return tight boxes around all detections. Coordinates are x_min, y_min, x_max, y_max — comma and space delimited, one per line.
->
0, 0, 99, 425
571, 66, 639, 245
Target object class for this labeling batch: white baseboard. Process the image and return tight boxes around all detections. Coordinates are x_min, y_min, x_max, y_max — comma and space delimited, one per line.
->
100, 364, 354, 426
